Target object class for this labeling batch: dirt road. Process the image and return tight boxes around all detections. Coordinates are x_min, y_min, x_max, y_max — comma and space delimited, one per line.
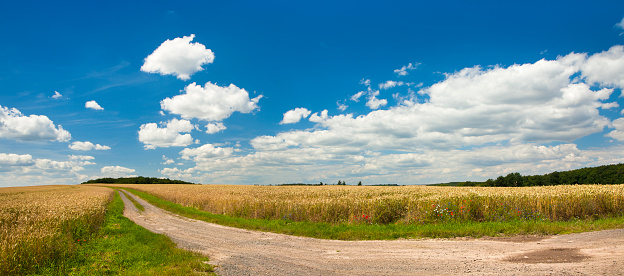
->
118, 190, 624, 275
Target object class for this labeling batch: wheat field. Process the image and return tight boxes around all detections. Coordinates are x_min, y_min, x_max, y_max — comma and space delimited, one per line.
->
0, 185, 113, 275
103, 184, 624, 225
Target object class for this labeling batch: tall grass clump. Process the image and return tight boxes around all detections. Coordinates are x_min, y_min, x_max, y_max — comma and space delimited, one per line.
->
100, 184, 624, 226
0, 185, 113, 275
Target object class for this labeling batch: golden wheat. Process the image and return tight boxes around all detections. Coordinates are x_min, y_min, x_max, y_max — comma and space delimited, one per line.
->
0, 185, 113, 275
102, 184, 624, 225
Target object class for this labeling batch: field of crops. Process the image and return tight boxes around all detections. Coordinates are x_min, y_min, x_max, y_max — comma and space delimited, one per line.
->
104, 184, 624, 225
0, 185, 113, 275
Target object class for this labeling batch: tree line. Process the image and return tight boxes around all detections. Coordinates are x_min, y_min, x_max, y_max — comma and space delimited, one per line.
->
82, 176, 194, 184
455, 163, 624, 187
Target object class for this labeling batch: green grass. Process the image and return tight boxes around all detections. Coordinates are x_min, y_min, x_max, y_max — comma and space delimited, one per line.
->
122, 190, 145, 212
31, 191, 214, 275
121, 188, 624, 240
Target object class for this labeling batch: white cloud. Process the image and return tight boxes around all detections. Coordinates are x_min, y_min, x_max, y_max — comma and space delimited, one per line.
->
205, 122, 227, 134
85, 100, 104, 110
337, 101, 348, 111
280, 108, 311, 124
69, 155, 95, 161
457, 144, 583, 167
394, 62, 420, 76
101, 165, 136, 177
161, 82, 262, 121
95, 144, 111, 150
180, 144, 234, 161
0, 105, 71, 142
0, 153, 107, 186
162, 155, 175, 165
159, 167, 195, 180
606, 117, 624, 141
0, 153, 34, 166
379, 80, 398, 90
141, 34, 215, 81
309, 110, 329, 123
0, 154, 95, 185
365, 90, 387, 109
68, 141, 111, 151
138, 118, 196, 149
52, 91, 62, 99
350, 91, 366, 102
581, 45, 624, 88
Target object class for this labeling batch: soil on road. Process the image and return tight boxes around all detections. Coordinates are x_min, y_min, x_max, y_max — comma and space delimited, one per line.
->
118, 190, 624, 275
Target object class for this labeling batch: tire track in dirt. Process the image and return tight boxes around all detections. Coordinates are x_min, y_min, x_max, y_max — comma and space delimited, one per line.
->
118, 190, 624, 275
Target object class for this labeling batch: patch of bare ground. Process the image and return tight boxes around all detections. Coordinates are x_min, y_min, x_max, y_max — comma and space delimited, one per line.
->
118, 190, 624, 275
506, 248, 590, 263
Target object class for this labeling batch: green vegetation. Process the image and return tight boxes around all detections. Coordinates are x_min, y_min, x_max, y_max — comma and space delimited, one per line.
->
124, 190, 145, 212
32, 191, 213, 275
431, 163, 624, 187
82, 176, 194, 184
121, 187, 624, 240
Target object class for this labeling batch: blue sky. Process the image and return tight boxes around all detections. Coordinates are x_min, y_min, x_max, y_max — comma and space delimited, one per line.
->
2, 1, 624, 186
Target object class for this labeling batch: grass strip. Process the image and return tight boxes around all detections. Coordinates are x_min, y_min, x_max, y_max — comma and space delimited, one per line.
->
31, 190, 214, 275
122, 190, 145, 212
121, 188, 624, 240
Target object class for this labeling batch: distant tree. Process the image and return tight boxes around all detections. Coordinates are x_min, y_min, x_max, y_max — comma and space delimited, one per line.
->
357, 181, 362, 186
82, 176, 194, 184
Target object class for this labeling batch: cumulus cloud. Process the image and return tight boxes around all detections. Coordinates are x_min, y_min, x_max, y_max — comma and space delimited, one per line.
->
309, 110, 329, 123
378, 80, 414, 90
68, 141, 111, 151
69, 155, 95, 161
337, 101, 348, 111
394, 62, 420, 76
141, 34, 214, 80
458, 144, 583, 167
101, 165, 136, 177
0, 105, 71, 142
161, 82, 262, 121
379, 80, 398, 90
0, 153, 95, 182
606, 117, 624, 141
85, 100, 104, 110
138, 118, 196, 149
159, 167, 196, 181
0, 153, 104, 186
162, 155, 175, 165
52, 91, 62, 99
581, 45, 624, 88
365, 90, 387, 109
350, 91, 366, 102
180, 144, 234, 161
280, 108, 311, 124
205, 122, 226, 134
0, 153, 34, 166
